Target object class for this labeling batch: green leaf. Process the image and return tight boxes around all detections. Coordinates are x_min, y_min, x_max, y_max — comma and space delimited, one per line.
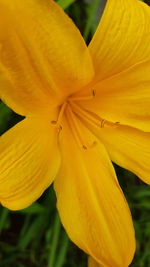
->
0, 208, 9, 233
0, 102, 12, 132
56, 0, 76, 10
55, 232, 69, 267
18, 213, 49, 249
83, 0, 100, 41
17, 203, 48, 215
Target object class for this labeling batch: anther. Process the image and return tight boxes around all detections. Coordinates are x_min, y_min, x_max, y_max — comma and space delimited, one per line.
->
51, 120, 57, 125
91, 141, 97, 148
69, 89, 96, 102
100, 120, 120, 128
100, 119, 106, 128
82, 141, 97, 150
92, 89, 96, 97
57, 125, 63, 132
51, 120, 63, 133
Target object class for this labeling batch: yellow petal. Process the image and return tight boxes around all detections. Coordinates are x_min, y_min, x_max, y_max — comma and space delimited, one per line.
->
54, 120, 135, 267
92, 124, 150, 185
88, 257, 102, 267
75, 60, 150, 132
0, 0, 94, 116
89, 0, 150, 81
0, 114, 61, 210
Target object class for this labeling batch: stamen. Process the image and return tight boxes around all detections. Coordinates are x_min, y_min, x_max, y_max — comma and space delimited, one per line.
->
51, 102, 67, 132
66, 105, 89, 150
70, 101, 104, 127
83, 145, 88, 150
57, 102, 67, 125
92, 89, 96, 97
101, 119, 106, 128
92, 141, 97, 147
69, 89, 96, 102
70, 101, 120, 130
51, 120, 57, 125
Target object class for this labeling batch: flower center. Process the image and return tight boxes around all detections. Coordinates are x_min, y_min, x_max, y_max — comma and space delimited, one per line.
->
51, 90, 119, 150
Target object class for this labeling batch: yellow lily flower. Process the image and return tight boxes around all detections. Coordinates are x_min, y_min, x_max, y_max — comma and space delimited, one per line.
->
0, 0, 150, 266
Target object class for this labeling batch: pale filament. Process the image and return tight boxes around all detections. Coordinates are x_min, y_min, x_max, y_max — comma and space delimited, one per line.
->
51, 102, 67, 131
50, 88, 119, 146
51, 89, 96, 130
69, 101, 120, 129
66, 105, 88, 149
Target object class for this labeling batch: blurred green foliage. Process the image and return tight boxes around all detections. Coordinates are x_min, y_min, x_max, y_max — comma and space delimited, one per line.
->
0, 0, 150, 266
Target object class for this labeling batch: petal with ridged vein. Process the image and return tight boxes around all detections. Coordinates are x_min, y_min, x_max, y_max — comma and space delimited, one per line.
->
89, 0, 150, 81
54, 119, 135, 267
0, 0, 94, 115
0, 114, 61, 210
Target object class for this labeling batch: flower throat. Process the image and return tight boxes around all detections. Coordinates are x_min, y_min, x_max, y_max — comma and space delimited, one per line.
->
51, 90, 120, 150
